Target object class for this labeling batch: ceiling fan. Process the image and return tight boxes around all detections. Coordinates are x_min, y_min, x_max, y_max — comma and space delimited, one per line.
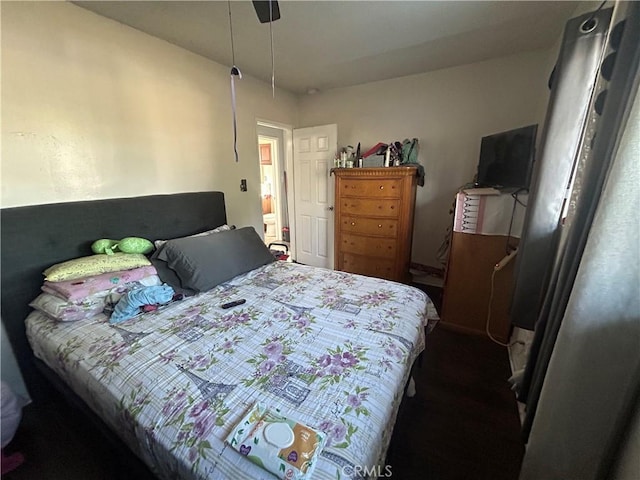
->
252, 0, 281, 23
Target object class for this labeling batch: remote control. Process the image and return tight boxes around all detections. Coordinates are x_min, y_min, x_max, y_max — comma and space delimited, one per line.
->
220, 299, 246, 309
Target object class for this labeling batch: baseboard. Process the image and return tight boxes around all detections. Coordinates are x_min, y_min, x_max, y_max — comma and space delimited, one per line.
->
410, 263, 444, 287
411, 273, 444, 288
438, 320, 510, 343
437, 321, 485, 337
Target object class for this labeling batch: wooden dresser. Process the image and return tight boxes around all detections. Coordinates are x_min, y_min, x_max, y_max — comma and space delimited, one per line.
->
332, 166, 418, 283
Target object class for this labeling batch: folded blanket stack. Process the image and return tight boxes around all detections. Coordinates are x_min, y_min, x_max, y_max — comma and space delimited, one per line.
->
30, 254, 162, 323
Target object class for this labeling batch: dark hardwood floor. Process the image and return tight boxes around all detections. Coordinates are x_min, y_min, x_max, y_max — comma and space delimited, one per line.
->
4, 286, 524, 480
386, 327, 524, 480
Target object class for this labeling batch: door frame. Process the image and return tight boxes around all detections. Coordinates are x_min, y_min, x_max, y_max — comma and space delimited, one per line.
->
257, 130, 283, 242
256, 119, 296, 259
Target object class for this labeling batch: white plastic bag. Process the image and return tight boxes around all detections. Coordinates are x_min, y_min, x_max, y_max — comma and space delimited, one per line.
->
226, 403, 326, 480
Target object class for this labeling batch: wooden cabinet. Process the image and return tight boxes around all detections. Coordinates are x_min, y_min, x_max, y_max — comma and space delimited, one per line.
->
441, 232, 517, 343
259, 144, 272, 165
333, 166, 418, 283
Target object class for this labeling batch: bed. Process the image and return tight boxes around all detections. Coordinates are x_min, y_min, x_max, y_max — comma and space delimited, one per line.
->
1, 191, 438, 480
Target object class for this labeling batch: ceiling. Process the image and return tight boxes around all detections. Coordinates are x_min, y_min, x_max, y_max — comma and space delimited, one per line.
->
74, 1, 581, 95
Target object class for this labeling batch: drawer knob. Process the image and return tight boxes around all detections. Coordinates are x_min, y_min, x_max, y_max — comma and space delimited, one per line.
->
351, 222, 356, 226
378, 224, 382, 228
379, 186, 384, 190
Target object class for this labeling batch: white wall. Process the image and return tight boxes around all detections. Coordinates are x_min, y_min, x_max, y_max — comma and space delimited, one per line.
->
2, 1, 557, 268
298, 51, 551, 268
1, 1, 298, 235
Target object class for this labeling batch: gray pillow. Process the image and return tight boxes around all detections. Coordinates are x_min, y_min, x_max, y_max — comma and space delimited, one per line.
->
149, 252, 196, 297
156, 227, 275, 292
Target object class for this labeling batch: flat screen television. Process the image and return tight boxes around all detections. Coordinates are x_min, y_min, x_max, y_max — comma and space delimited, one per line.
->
476, 124, 538, 190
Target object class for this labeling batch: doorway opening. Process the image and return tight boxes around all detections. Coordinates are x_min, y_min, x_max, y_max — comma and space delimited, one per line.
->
257, 122, 291, 250
258, 136, 279, 245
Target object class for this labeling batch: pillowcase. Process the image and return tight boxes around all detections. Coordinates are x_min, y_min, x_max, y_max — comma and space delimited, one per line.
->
42, 266, 158, 302
43, 253, 152, 282
156, 226, 274, 292
149, 252, 196, 297
153, 224, 234, 249
30, 293, 106, 322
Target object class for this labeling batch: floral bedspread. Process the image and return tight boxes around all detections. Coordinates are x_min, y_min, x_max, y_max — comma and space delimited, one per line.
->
26, 261, 438, 480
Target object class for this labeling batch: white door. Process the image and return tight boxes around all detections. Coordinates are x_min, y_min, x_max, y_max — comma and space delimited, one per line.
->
292, 124, 337, 268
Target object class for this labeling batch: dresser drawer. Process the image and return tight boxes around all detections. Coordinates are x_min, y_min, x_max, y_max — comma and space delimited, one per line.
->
340, 233, 397, 257
340, 198, 400, 217
340, 253, 396, 279
340, 178, 403, 198
341, 216, 398, 236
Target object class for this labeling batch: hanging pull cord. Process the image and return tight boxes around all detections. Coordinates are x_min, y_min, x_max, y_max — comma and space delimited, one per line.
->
228, 1, 241, 162
269, 0, 275, 98
227, 1, 236, 66
230, 66, 242, 163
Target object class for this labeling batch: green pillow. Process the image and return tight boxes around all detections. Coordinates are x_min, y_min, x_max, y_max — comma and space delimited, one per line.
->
118, 237, 154, 255
91, 239, 119, 255
91, 237, 154, 255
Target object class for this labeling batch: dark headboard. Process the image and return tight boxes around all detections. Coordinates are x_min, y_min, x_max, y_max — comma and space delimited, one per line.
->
1, 191, 226, 398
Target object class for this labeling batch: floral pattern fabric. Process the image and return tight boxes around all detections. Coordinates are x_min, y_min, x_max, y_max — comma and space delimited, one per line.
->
26, 261, 438, 480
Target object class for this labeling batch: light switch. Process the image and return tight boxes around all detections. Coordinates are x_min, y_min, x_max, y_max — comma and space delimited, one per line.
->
240, 179, 247, 192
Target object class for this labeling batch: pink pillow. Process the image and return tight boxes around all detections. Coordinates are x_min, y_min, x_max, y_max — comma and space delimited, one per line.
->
43, 265, 158, 302
29, 293, 106, 322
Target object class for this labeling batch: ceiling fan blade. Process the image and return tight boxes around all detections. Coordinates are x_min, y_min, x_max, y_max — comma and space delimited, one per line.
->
252, 0, 280, 23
